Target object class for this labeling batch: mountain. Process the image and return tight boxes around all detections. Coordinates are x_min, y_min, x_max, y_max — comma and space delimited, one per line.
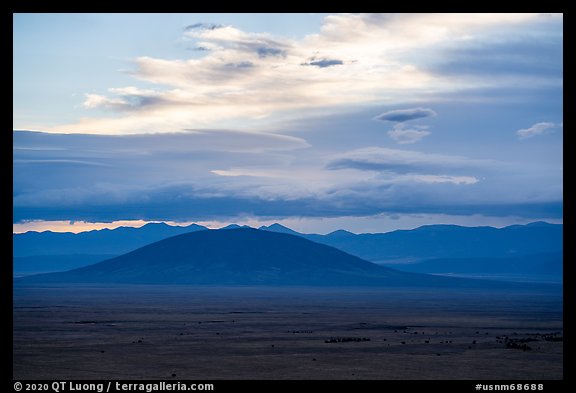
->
259, 223, 301, 236
13, 223, 208, 274
325, 229, 356, 238
13, 222, 208, 257
308, 222, 563, 262
15, 221, 562, 261
18, 228, 490, 287
221, 224, 251, 230
14, 221, 562, 278
258, 222, 563, 283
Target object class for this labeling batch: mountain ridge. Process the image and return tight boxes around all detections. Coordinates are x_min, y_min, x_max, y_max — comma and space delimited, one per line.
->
17, 228, 413, 286
13, 222, 562, 278
19, 228, 543, 288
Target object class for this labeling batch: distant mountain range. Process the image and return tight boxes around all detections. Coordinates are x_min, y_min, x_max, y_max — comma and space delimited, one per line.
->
13, 222, 207, 257
263, 222, 564, 283
13, 221, 562, 281
17, 228, 522, 288
13, 223, 206, 276
273, 221, 562, 261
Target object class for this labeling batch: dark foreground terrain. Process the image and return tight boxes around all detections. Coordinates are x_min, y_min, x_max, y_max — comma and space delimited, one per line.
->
13, 285, 562, 380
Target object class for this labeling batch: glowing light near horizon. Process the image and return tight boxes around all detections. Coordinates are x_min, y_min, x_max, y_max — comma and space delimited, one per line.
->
12, 220, 196, 234
13, 215, 563, 236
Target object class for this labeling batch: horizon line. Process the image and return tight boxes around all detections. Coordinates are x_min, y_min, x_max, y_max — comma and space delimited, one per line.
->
12, 219, 561, 236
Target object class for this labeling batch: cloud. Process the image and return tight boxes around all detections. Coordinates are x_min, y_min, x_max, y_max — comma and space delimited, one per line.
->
301, 58, 344, 68
323, 145, 561, 217
326, 147, 490, 174
184, 23, 223, 31
14, 130, 308, 156
424, 18, 562, 80
374, 108, 435, 144
310, 13, 547, 46
375, 107, 437, 123
13, 130, 311, 222
516, 122, 556, 139
225, 61, 254, 68
13, 131, 561, 224
182, 24, 291, 57
35, 13, 560, 135
83, 87, 169, 112
256, 47, 286, 58
407, 175, 478, 185
387, 125, 431, 144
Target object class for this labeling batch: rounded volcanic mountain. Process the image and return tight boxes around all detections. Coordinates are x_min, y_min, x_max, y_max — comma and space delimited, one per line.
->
22, 228, 421, 286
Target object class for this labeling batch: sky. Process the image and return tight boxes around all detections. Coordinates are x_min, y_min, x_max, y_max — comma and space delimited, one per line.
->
13, 13, 563, 234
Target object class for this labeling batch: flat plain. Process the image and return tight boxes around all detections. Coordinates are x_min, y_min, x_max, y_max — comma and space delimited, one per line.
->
13, 284, 563, 380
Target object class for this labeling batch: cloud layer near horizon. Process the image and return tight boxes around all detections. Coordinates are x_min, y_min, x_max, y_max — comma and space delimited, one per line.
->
14, 129, 562, 224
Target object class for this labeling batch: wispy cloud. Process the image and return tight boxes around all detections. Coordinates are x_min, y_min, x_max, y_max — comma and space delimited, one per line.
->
387, 126, 431, 144
326, 147, 489, 174
83, 87, 169, 112
184, 23, 223, 31
14, 129, 308, 155
375, 107, 437, 123
257, 47, 286, 58
516, 122, 557, 139
407, 174, 478, 185
301, 58, 344, 68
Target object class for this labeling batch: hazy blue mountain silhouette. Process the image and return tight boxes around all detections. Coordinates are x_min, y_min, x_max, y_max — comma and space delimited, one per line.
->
258, 223, 302, 236
263, 222, 562, 262
13, 223, 208, 273
261, 222, 563, 283
19, 228, 502, 287
16, 222, 561, 260
14, 222, 562, 277
221, 224, 251, 230
13, 222, 208, 257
